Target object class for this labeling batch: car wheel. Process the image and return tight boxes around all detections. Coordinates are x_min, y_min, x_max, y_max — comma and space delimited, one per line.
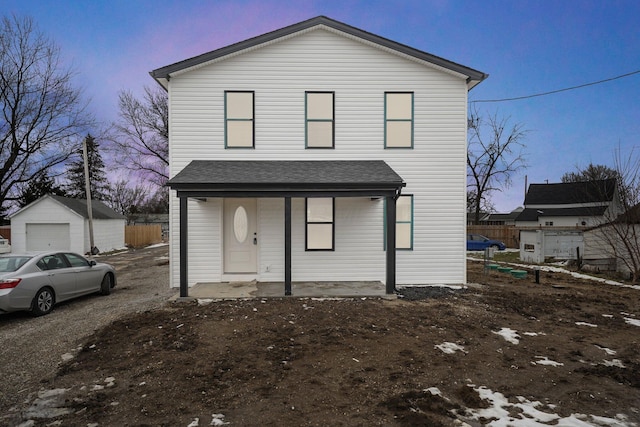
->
490, 244, 500, 249
100, 274, 113, 296
31, 287, 55, 316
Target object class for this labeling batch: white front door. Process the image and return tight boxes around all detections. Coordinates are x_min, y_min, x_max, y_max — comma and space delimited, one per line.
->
223, 198, 257, 274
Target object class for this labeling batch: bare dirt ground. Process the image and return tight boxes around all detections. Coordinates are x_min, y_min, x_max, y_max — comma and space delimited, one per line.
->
2, 249, 640, 426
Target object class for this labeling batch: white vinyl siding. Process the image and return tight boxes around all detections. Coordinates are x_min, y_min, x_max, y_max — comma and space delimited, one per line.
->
168, 27, 469, 287
306, 92, 334, 148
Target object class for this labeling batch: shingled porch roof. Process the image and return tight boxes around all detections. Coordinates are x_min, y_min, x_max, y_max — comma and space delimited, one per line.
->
167, 160, 405, 197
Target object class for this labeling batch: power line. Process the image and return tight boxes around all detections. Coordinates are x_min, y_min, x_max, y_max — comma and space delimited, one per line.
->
471, 69, 640, 103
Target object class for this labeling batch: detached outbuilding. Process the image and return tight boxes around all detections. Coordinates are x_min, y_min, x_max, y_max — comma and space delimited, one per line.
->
10, 195, 125, 254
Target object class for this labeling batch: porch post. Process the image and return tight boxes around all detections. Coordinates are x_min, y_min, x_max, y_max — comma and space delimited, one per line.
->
179, 196, 188, 298
284, 197, 292, 295
385, 195, 396, 294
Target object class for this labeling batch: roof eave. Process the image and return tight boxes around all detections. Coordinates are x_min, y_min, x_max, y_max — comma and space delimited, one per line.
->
149, 15, 487, 90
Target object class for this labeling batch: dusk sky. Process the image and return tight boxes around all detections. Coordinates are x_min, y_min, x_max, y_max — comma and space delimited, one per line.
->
5, 0, 640, 212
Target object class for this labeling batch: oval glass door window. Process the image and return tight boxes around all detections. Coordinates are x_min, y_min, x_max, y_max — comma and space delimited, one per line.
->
233, 206, 248, 243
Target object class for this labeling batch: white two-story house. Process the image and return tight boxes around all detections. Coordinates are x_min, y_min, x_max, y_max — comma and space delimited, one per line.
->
150, 16, 487, 297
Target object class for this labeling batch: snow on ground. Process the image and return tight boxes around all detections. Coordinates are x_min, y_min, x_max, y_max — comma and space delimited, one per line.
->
492, 327, 520, 344
533, 356, 563, 367
624, 317, 640, 327
434, 342, 466, 354
467, 255, 640, 291
575, 321, 598, 327
460, 386, 634, 427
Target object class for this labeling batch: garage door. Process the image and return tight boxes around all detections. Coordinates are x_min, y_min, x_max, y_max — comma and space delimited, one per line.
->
26, 223, 71, 251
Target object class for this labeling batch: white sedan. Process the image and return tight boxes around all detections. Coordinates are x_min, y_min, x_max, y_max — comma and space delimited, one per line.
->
0, 252, 116, 316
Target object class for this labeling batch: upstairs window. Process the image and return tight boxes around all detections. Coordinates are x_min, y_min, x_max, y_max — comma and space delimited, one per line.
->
306, 92, 334, 148
225, 91, 254, 148
385, 92, 413, 148
306, 197, 334, 250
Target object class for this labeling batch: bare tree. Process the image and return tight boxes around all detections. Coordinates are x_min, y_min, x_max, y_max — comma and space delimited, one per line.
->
588, 147, 640, 281
0, 15, 91, 213
467, 107, 527, 224
104, 179, 150, 224
561, 163, 619, 183
109, 85, 168, 186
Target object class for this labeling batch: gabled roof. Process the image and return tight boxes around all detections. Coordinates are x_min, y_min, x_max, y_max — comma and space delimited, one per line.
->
11, 195, 125, 220
515, 206, 608, 222
524, 179, 617, 206
167, 160, 405, 197
150, 15, 488, 90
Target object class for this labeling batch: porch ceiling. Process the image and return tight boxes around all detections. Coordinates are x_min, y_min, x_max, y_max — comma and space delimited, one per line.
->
167, 160, 405, 198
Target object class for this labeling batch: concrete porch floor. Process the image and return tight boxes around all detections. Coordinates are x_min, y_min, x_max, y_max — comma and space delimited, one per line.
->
172, 281, 395, 300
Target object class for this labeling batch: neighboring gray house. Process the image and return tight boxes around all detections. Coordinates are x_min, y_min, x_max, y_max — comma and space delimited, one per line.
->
10, 195, 125, 254
150, 16, 487, 296
515, 179, 621, 228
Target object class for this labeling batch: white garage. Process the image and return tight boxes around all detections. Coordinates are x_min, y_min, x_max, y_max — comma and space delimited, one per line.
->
10, 195, 125, 254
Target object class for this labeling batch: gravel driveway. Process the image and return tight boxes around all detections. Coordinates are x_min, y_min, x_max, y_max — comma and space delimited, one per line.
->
0, 244, 175, 412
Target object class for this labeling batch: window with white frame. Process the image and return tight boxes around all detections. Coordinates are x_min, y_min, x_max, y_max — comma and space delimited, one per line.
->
385, 92, 413, 148
306, 197, 334, 250
306, 92, 334, 148
225, 91, 254, 148
395, 195, 413, 249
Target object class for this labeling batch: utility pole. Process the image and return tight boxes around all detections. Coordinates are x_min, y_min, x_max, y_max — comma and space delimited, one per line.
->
82, 138, 96, 255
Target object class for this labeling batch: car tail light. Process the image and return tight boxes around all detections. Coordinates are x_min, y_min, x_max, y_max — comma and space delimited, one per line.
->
0, 278, 21, 289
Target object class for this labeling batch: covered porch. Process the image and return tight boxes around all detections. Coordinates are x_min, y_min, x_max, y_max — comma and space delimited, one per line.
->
167, 160, 406, 298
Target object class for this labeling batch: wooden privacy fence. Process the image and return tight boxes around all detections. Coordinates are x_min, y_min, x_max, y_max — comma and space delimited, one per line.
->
468, 225, 520, 248
125, 224, 162, 247
0, 226, 10, 242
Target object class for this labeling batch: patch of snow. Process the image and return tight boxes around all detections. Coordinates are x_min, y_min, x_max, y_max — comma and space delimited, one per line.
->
435, 342, 467, 354
24, 388, 72, 419
523, 332, 545, 336
425, 387, 442, 396
461, 386, 634, 427
624, 317, 640, 327
493, 328, 520, 344
533, 356, 563, 366
602, 314, 614, 318
147, 242, 169, 249
603, 359, 626, 368
187, 418, 199, 427
468, 258, 640, 290
197, 299, 214, 306
595, 345, 616, 355
61, 352, 74, 362
210, 413, 230, 425
575, 322, 598, 327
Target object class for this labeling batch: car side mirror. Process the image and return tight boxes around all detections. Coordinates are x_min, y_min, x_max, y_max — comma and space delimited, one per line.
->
89, 260, 97, 266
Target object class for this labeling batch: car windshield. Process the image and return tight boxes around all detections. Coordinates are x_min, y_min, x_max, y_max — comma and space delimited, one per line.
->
0, 256, 32, 272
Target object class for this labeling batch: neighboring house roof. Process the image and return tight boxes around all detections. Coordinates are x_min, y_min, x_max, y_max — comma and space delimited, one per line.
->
11, 195, 125, 220
523, 179, 617, 206
516, 206, 608, 222
150, 15, 488, 90
167, 160, 405, 196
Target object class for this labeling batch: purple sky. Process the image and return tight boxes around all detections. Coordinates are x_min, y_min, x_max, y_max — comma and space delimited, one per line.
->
6, 0, 640, 211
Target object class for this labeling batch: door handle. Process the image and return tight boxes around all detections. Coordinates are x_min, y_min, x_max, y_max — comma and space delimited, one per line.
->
253, 232, 257, 245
